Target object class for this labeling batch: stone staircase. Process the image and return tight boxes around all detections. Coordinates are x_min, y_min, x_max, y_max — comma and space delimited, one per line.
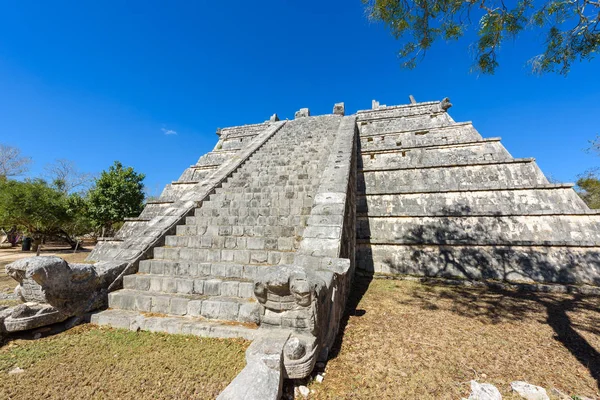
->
93, 115, 343, 337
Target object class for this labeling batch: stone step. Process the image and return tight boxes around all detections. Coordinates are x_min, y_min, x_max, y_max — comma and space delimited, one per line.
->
199, 198, 313, 209
176, 224, 301, 238
185, 215, 309, 228
220, 181, 318, 191
230, 165, 321, 174
230, 167, 319, 176
242, 159, 327, 168
91, 309, 258, 340
153, 246, 296, 265
222, 180, 321, 189
164, 234, 297, 252
229, 171, 321, 181
213, 188, 317, 198
123, 273, 254, 298
206, 191, 311, 202
108, 289, 260, 323
138, 260, 260, 280
194, 206, 311, 218
242, 156, 323, 165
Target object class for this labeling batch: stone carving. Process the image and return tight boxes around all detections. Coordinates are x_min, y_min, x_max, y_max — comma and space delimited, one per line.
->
333, 102, 345, 116
294, 108, 310, 119
440, 96, 453, 110
2, 256, 126, 333
253, 260, 350, 378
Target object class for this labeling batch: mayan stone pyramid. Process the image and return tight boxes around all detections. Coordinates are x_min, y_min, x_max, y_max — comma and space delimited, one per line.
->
84, 97, 599, 397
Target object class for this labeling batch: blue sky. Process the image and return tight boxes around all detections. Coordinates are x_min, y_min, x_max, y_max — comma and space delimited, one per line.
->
1, 0, 598, 195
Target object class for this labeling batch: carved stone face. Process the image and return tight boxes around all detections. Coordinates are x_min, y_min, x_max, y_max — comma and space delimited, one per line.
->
290, 278, 311, 307
284, 337, 306, 361
254, 281, 267, 303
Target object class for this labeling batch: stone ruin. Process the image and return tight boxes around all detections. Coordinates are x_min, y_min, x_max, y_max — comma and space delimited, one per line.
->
2, 97, 600, 398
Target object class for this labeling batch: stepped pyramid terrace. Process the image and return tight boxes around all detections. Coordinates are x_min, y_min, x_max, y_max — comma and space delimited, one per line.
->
3, 97, 600, 399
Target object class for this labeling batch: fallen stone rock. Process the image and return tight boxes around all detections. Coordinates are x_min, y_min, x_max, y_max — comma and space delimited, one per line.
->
463, 380, 502, 400
298, 385, 310, 398
315, 374, 324, 384
510, 381, 549, 400
8, 367, 24, 375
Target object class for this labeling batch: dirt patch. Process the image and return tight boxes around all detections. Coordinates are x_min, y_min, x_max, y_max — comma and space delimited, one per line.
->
0, 324, 249, 399
310, 278, 600, 399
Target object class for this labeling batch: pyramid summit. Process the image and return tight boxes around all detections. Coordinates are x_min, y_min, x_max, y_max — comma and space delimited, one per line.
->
5, 97, 600, 399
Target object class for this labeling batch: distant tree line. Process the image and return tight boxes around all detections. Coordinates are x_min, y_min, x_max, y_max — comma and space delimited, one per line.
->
0, 143, 146, 249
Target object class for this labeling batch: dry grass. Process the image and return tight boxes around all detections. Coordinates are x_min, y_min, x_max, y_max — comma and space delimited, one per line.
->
310, 278, 600, 400
0, 324, 249, 399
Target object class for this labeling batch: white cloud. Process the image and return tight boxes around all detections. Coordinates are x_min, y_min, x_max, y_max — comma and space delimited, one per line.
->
161, 127, 177, 135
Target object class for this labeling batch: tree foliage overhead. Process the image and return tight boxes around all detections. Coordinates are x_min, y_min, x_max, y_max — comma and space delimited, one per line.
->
363, 0, 600, 74
87, 161, 145, 230
0, 143, 32, 179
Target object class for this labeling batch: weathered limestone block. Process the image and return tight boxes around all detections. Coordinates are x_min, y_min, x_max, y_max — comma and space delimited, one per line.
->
510, 381, 549, 400
217, 334, 289, 400
357, 244, 600, 285
359, 123, 483, 149
357, 188, 589, 216
358, 112, 454, 134
358, 161, 549, 195
358, 100, 446, 121
463, 380, 502, 400
358, 215, 600, 245
361, 141, 511, 170
333, 102, 345, 116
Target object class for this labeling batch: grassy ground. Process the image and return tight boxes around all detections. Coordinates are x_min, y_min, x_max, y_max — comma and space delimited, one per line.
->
2, 261, 600, 399
0, 324, 249, 399
310, 277, 600, 400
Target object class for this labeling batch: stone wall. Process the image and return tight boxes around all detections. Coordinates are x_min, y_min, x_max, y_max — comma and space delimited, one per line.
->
355, 99, 600, 286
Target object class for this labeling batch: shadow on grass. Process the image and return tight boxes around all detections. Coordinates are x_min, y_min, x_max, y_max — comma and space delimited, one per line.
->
405, 283, 600, 390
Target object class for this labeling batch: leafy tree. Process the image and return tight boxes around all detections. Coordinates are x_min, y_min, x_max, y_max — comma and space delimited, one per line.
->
363, 0, 600, 74
87, 161, 145, 232
0, 178, 87, 248
44, 159, 94, 194
0, 143, 32, 179
576, 172, 600, 209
